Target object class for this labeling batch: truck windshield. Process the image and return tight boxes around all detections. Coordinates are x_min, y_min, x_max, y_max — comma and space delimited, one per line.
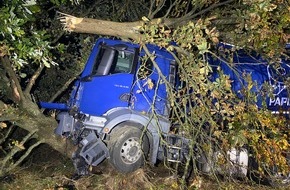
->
92, 45, 135, 75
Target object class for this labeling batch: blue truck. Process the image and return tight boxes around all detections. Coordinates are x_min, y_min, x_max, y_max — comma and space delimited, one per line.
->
40, 38, 289, 183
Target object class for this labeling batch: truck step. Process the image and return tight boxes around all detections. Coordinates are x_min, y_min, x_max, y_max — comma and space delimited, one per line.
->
165, 135, 184, 163
80, 132, 109, 166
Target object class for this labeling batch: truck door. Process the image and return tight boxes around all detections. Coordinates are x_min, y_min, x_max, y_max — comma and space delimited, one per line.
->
76, 44, 138, 116
131, 52, 172, 116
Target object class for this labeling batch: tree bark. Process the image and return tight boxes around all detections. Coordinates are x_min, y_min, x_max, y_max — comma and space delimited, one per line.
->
0, 55, 74, 158
1, 56, 25, 103
57, 0, 237, 40
59, 13, 184, 40
59, 13, 142, 40
1, 106, 74, 156
24, 64, 44, 96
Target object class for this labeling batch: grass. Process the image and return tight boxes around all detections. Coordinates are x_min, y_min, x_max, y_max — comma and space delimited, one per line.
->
0, 145, 289, 190
1, 162, 288, 190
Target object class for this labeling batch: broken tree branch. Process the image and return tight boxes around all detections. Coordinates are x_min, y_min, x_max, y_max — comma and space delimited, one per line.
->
58, 12, 142, 40
48, 73, 79, 103
182, 0, 235, 21
0, 125, 15, 145
148, 0, 166, 19
0, 56, 25, 103
10, 140, 44, 171
0, 129, 38, 171
24, 64, 45, 95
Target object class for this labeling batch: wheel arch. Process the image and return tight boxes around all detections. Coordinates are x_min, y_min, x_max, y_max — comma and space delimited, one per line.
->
103, 108, 169, 164
104, 108, 158, 133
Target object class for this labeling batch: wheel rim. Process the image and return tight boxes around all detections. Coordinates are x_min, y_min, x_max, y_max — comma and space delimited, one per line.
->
120, 137, 142, 164
271, 173, 290, 185
281, 173, 290, 184
271, 153, 290, 185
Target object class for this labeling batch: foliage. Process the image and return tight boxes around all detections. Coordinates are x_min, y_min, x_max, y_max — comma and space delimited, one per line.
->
215, 0, 290, 57
136, 0, 290, 184
0, 0, 61, 69
0, 0, 67, 179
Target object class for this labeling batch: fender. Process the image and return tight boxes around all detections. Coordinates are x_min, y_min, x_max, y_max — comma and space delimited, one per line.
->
103, 107, 171, 164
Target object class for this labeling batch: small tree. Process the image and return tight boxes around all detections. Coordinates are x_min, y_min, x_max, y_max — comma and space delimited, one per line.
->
0, 0, 67, 177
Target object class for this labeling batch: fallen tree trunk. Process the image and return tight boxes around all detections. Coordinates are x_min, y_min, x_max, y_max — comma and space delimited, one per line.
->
0, 102, 75, 177
59, 13, 142, 40
0, 55, 74, 159
1, 104, 74, 156
58, 13, 183, 40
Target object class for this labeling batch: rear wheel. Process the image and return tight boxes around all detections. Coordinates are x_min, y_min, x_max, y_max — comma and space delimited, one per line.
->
108, 125, 149, 173
268, 171, 290, 187
267, 152, 290, 187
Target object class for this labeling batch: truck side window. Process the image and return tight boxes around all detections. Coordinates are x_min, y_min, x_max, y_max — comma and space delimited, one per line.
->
92, 45, 135, 75
137, 57, 154, 79
110, 50, 134, 74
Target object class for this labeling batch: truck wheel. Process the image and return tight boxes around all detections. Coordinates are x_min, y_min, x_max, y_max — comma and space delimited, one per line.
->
267, 152, 290, 187
268, 172, 290, 187
108, 125, 149, 173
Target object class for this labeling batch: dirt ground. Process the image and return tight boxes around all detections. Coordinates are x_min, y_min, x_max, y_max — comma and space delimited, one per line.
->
0, 144, 289, 190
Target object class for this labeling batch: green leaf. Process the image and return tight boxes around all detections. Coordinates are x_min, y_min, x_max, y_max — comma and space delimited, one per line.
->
19, 73, 27, 78
7, 27, 12, 34
43, 59, 51, 68
197, 41, 208, 54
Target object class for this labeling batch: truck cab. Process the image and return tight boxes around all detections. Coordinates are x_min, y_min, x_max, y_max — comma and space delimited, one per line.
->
41, 38, 176, 173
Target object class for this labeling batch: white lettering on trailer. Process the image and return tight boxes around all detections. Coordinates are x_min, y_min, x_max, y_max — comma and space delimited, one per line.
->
114, 84, 129, 88
272, 111, 290, 114
269, 97, 290, 106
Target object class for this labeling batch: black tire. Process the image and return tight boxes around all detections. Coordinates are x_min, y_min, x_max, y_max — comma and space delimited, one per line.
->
108, 125, 149, 173
268, 172, 290, 187
267, 152, 290, 187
